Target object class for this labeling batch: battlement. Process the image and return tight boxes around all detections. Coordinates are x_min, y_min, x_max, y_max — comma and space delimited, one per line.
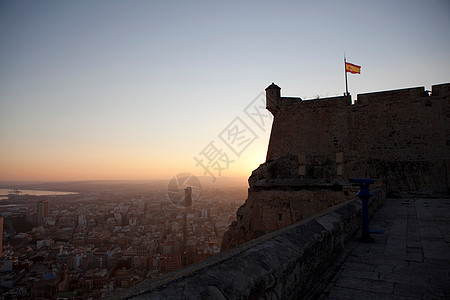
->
265, 83, 352, 115
356, 86, 428, 105
267, 84, 450, 113
431, 83, 450, 97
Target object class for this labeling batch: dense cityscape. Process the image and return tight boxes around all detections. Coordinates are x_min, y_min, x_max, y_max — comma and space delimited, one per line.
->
0, 182, 246, 299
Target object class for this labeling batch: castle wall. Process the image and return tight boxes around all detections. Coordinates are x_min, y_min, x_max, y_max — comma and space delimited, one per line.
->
266, 84, 450, 193
222, 83, 449, 250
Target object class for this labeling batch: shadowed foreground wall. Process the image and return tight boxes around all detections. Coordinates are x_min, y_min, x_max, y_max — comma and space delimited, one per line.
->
112, 188, 385, 299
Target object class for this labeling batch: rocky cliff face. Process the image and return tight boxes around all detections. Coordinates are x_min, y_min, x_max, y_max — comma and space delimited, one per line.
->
221, 156, 355, 251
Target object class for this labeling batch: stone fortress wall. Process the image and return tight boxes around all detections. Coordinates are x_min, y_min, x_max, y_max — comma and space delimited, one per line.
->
221, 83, 449, 251
266, 83, 449, 193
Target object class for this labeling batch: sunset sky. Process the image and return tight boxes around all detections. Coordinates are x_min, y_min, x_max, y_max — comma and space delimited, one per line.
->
1, 0, 449, 182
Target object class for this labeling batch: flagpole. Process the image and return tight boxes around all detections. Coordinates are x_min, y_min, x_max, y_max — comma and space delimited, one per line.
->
344, 56, 349, 96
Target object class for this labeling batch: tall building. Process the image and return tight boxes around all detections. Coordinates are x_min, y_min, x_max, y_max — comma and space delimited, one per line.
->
0, 217, 3, 258
184, 187, 192, 207
37, 200, 49, 226
77, 214, 87, 227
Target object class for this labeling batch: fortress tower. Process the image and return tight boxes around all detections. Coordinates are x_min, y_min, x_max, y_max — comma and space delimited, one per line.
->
37, 200, 49, 226
222, 83, 450, 251
265, 83, 281, 115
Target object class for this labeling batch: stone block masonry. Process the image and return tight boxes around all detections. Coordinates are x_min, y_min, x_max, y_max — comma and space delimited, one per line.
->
266, 83, 450, 194
221, 180, 357, 251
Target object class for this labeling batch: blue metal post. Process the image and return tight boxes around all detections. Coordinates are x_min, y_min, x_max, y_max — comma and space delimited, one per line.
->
351, 178, 375, 243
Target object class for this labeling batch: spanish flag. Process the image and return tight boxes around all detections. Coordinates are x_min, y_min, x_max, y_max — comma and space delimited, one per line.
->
345, 62, 361, 74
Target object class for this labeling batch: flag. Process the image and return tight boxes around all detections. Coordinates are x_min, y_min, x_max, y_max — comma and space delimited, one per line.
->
345, 62, 361, 74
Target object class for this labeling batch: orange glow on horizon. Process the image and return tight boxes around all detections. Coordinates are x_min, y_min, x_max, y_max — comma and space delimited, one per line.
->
0, 147, 267, 182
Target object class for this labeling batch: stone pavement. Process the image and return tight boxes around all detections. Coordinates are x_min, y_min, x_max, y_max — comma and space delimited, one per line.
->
313, 195, 450, 299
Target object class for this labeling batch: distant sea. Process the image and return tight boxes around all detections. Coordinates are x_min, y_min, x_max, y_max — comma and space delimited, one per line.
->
0, 189, 77, 200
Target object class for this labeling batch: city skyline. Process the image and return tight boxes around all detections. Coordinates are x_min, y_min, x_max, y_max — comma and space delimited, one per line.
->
1, 0, 450, 181
0, 182, 246, 298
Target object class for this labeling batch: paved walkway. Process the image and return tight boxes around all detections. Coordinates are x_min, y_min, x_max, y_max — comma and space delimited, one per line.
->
314, 195, 450, 299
